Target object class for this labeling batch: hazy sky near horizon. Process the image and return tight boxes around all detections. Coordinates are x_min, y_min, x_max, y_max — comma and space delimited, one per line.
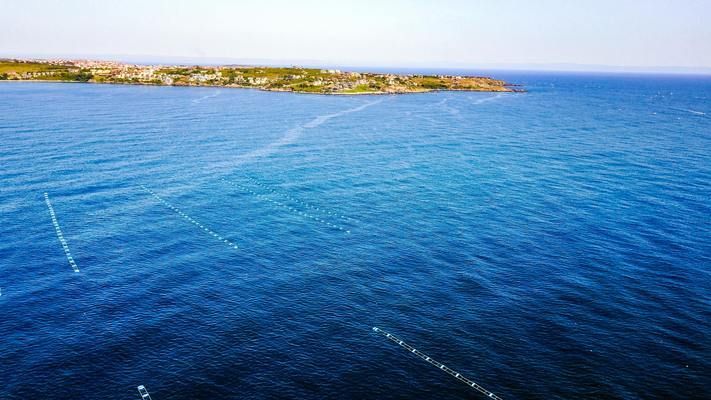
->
1, 0, 710, 69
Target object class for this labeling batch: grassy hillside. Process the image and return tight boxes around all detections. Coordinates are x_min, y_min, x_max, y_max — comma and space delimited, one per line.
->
0, 60, 93, 82
0, 60, 69, 74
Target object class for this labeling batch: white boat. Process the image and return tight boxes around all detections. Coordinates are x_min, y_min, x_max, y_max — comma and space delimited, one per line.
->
137, 385, 152, 400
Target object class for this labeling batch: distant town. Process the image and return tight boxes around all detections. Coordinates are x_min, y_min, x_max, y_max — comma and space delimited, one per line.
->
0, 58, 516, 94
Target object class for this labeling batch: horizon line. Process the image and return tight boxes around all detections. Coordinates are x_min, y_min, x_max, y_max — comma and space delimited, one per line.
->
3, 53, 711, 76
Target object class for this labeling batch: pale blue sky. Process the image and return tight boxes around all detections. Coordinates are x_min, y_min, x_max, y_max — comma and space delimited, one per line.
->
1, 0, 710, 71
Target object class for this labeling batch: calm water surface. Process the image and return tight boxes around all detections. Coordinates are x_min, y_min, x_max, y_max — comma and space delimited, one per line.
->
0, 73, 709, 399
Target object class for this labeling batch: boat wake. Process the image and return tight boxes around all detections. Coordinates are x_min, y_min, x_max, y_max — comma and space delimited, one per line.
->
435, 98, 460, 116
684, 109, 706, 116
469, 93, 506, 105
669, 107, 708, 117
230, 99, 383, 166
192, 90, 222, 104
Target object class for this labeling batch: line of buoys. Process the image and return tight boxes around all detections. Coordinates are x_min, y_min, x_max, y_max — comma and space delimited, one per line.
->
140, 185, 239, 250
220, 178, 351, 234
242, 175, 358, 223
44, 193, 80, 272
372, 327, 503, 399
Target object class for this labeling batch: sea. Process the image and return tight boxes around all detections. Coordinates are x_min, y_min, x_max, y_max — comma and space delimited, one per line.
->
0, 72, 709, 399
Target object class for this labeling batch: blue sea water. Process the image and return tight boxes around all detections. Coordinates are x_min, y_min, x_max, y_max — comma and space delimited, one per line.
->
0, 73, 710, 400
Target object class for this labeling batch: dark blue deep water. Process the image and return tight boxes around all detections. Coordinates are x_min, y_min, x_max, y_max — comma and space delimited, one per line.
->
1, 73, 710, 399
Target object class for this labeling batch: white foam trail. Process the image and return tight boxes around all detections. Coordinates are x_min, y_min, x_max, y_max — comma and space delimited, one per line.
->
469, 93, 505, 105
231, 99, 383, 165
415, 114, 438, 124
221, 178, 351, 233
44, 193, 80, 272
192, 90, 222, 104
373, 327, 503, 399
140, 185, 239, 250
684, 109, 706, 116
436, 98, 460, 115
242, 175, 358, 223
667, 107, 709, 118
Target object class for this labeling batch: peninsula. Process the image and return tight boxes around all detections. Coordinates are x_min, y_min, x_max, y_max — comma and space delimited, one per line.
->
0, 58, 516, 94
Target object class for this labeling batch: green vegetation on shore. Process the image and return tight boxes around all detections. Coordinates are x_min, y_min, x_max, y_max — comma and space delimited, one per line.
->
0, 59, 516, 94
0, 61, 93, 82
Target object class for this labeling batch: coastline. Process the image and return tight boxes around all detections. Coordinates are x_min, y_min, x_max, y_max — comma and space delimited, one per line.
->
0, 78, 521, 95
0, 58, 520, 95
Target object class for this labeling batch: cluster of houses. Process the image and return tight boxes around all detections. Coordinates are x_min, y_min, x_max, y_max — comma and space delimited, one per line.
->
12, 71, 56, 79
5, 58, 501, 93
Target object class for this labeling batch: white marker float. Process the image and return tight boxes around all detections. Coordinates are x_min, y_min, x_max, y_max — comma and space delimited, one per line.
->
242, 175, 358, 224
140, 185, 239, 250
372, 327, 503, 399
220, 178, 350, 233
44, 193, 80, 272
